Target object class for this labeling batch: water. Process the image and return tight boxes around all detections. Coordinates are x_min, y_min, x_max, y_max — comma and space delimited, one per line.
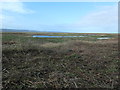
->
97, 37, 111, 39
32, 35, 87, 38
32, 35, 111, 40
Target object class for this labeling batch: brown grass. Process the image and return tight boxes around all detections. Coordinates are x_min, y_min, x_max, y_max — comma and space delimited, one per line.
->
2, 33, 119, 89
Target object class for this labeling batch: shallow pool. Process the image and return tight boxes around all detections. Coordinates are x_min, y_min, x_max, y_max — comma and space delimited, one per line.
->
97, 37, 111, 39
32, 35, 87, 38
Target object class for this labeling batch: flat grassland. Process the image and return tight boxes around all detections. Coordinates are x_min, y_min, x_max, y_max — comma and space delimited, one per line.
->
2, 32, 119, 89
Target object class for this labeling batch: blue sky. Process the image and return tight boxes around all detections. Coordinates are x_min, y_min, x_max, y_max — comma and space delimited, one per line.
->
1, 2, 118, 33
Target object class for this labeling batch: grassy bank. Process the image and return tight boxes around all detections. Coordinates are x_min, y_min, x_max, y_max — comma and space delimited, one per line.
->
2, 32, 119, 89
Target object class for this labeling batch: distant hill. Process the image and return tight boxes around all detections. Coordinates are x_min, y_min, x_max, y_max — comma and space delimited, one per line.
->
1, 29, 68, 33
1, 29, 37, 32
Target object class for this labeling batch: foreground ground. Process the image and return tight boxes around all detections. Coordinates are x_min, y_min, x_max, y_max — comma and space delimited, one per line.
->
2, 32, 119, 89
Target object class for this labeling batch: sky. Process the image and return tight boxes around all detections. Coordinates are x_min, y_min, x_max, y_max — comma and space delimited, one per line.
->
0, 1, 118, 33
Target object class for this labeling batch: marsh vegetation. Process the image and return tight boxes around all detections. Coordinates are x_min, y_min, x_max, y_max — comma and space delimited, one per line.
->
2, 32, 119, 89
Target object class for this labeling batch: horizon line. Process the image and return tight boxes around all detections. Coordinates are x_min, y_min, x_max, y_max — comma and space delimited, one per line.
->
1, 28, 118, 34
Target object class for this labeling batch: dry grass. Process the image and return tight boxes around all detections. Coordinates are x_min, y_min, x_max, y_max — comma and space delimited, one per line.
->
2, 32, 119, 89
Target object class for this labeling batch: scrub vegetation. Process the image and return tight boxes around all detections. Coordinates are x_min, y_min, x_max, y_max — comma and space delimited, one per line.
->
2, 32, 119, 89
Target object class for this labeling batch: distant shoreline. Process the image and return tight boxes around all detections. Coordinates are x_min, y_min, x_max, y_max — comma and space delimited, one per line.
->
1, 29, 118, 34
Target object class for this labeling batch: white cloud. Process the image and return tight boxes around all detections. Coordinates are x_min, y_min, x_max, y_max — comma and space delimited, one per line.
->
41, 4, 118, 33
73, 5, 118, 33
0, 1, 34, 14
0, 0, 34, 29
